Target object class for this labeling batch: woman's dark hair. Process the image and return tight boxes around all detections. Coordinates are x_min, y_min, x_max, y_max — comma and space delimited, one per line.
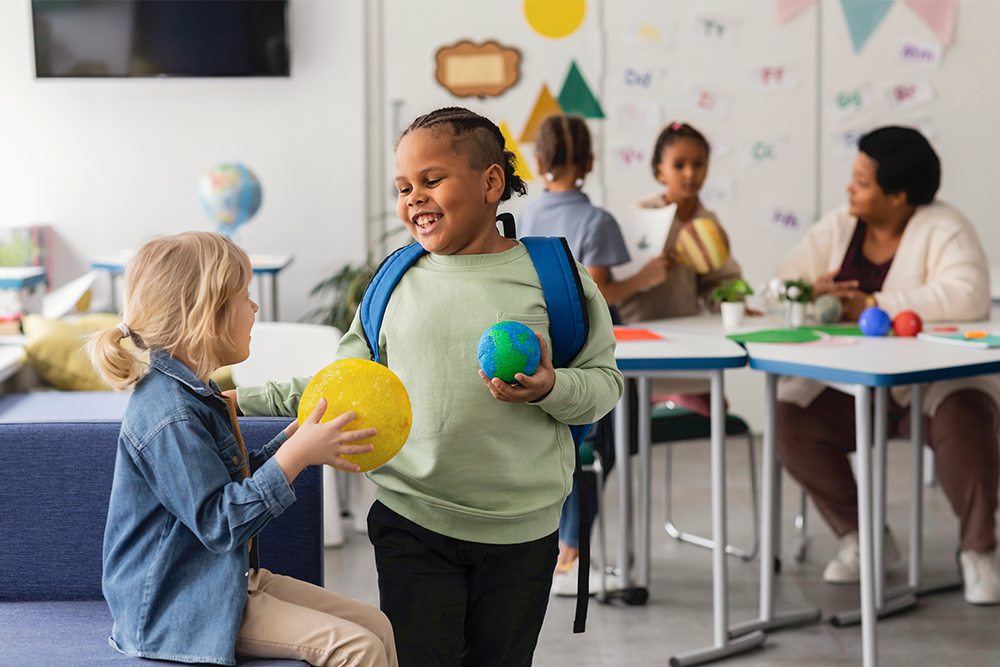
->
858, 126, 940, 206
398, 106, 527, 202
650, 121, 711, 178
536, 115, 591, 176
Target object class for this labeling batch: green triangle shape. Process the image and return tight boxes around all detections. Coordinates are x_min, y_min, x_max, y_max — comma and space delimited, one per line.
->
557, 60, 604, 119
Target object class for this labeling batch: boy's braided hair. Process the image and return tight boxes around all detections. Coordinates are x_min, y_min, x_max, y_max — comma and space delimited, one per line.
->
400, 107, 527, 201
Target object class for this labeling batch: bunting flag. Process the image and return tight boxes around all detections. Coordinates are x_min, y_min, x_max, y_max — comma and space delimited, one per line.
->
840, 0, 894, 53
904, 0, 957, 47
519, 84, 564, 143
557, 60, 605, 119
776, 0, 816, 26
498, 121, 535, 182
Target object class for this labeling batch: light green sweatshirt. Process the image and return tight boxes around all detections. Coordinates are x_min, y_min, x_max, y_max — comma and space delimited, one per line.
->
237, 242, 623, 544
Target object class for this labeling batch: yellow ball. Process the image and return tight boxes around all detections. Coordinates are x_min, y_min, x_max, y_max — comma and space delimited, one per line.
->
297, 359, 412, 473
675, 217, 730, 275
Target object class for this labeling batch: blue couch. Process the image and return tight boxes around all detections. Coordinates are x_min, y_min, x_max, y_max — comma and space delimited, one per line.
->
0, 395, 319, 667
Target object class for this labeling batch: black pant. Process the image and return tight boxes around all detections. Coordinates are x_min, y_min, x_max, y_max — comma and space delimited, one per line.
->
367, 500, 558, 667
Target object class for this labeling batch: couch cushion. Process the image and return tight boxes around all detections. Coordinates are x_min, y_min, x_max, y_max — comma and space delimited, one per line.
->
0, 417, 322, 601
0, 600, 307, 666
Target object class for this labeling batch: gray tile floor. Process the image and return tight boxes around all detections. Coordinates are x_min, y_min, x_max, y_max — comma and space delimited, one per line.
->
325, 438, 1000, 666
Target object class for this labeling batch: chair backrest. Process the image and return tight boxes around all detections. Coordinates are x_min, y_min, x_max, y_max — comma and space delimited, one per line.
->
0, 417, 322, 601
231, 322, 342, 387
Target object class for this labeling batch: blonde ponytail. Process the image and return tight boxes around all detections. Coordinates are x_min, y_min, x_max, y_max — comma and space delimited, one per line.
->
86, 231, 251, 389
88, 324, 144, 390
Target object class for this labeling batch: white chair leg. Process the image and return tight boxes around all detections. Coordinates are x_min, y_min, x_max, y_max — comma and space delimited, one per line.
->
323, 466, 344, 547
662, 434, 759, 562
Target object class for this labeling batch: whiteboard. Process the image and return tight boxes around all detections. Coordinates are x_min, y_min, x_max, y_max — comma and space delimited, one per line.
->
372, 0, 999, 289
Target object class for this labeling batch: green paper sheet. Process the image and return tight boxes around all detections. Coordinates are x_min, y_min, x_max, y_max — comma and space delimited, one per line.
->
727, 329, 822, 344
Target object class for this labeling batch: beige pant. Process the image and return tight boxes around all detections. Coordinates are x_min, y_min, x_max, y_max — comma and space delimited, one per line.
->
236, 568, 397, 667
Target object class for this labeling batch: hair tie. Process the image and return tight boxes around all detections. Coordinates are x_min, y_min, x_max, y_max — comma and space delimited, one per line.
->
670, 121, 683, 131
116, 323, 131, 338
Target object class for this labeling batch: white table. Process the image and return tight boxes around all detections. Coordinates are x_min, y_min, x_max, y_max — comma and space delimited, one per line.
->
613, 327, 765, 666
741, 334, 1000, 667
0, 345, 25, 384
91, 253, 293, 321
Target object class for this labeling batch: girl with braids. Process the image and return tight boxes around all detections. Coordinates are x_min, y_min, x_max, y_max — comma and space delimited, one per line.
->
233, 107, 623, 666
89, 232, 396, 667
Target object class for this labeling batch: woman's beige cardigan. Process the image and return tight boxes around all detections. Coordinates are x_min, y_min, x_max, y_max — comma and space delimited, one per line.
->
775, 200, 998, 415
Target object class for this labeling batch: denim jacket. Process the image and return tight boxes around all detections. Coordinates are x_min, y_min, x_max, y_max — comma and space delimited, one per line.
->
103, 352, 296, 665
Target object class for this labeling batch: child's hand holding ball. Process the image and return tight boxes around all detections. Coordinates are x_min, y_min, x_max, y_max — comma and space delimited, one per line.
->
477, 321, 555, 403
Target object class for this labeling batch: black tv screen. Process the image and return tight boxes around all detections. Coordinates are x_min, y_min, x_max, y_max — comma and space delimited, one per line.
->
32, 0, 290, 78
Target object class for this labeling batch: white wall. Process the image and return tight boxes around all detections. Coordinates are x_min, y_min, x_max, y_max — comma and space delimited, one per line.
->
0, 0, 367, 321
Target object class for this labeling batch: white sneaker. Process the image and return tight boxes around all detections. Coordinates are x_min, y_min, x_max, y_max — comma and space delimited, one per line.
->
823, 529, 901, 584
550, 560, 617, 597
960, 550, 1000, 605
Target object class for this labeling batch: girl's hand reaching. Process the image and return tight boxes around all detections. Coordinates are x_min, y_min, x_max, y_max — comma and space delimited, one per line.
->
479, 334, 556, 404
273, 399, 375, 483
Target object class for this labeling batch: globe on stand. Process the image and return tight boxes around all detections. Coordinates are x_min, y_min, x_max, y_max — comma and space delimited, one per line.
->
198, 163, 262, 241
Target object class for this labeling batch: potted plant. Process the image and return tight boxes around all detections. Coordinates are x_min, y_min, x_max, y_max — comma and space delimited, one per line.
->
305, 259, 378, 333
781, 278, 813, 328
711, 278, 754, 328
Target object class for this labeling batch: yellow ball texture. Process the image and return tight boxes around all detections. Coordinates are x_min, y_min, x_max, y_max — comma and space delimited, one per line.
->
675, 217, 730, 274
297, 359, 412, 473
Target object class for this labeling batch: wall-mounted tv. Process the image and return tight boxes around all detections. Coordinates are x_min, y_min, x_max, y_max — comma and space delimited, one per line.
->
32, 0, 290, 78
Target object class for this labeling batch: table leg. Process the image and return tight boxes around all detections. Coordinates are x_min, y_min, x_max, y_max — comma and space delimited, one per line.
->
832, 387, 918, 627
637, 377, 652, 593
669, 370, 765, 666
270, 273, 280, 322
614, 379, 633, 593
855, 386, 877, 667
891, 383, 960, 599
730, 373, 820, 640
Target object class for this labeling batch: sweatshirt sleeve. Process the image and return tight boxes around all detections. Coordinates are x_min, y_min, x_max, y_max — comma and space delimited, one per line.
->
532, 268, 624, 425
874, 220, 991, 320
236, 377, 312, 417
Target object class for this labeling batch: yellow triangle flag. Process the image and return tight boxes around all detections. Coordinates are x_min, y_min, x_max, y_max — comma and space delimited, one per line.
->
499, 121, 534, 182
519, 84, 564, 143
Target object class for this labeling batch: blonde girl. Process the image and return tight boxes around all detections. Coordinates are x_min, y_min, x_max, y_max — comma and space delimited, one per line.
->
91, 231, 397, 667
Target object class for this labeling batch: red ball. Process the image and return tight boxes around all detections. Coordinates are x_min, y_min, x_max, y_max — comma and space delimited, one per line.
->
893, 310, 923, 337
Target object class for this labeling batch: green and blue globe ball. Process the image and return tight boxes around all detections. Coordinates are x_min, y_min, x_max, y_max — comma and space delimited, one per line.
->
477, 321, 541, 383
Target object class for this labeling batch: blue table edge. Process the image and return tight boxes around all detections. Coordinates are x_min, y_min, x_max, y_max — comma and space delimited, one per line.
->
749, 356, 1000, 387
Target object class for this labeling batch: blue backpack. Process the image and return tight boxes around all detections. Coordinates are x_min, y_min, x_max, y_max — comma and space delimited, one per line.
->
358, 230, 595, 633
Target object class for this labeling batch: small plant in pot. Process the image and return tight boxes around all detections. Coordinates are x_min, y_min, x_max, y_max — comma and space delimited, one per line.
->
781, 278, 813, 328
711, 278, 754, 328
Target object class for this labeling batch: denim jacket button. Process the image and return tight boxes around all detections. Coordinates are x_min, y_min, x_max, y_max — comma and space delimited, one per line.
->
231, 455, 240, 466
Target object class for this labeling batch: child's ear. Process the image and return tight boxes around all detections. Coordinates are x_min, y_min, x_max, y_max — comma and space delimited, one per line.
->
484, 164, 505, 204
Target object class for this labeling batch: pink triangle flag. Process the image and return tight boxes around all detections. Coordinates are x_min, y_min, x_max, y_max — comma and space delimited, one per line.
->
776, 0, 816, 26
904, 0, 957, 47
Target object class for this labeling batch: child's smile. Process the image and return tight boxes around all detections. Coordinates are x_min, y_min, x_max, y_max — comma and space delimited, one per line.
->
394, 127, 512, 255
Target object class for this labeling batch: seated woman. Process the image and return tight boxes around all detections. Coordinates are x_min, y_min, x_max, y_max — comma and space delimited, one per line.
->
775, 126, 1000, 605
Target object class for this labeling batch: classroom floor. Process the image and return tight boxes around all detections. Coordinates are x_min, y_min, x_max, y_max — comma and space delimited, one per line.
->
324, 437, 1000, 667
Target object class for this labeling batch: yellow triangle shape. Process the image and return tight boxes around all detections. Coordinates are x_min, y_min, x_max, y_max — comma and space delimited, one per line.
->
499, 120, 534, 182
519, 84, 564, 143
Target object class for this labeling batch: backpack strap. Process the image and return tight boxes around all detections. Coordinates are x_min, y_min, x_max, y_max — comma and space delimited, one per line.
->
522, 235, 594, 634
521, 237, 590, 367
359, 242, 427, 364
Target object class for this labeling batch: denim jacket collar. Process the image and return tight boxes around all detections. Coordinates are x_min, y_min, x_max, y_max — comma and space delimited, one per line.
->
148, 351, 220, 399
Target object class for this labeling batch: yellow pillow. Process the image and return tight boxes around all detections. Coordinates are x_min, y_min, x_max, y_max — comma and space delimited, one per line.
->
22, 314, 236, 391
22, 313, 123, 391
